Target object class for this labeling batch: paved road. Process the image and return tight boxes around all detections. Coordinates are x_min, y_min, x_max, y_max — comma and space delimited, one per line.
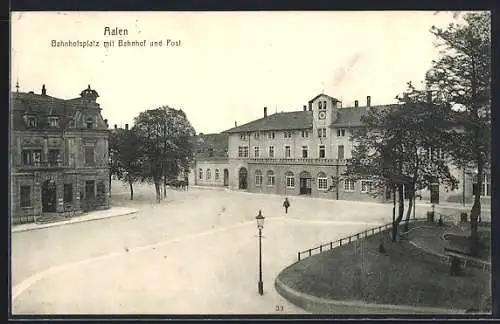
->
11, 182, 422, 315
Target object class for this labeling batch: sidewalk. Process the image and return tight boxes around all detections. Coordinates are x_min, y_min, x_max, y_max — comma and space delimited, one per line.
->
12, 207, 138, 233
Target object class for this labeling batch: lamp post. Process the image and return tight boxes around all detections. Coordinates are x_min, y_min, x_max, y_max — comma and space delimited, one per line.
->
256, 209, 265, 296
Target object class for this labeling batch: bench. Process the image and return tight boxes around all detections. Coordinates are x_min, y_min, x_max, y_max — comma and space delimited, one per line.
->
444, 247, 491, 272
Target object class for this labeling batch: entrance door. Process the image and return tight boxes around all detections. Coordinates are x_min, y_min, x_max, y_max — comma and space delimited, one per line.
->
239, 167, 248, 189
299, 171, 312, 195
42, 179, 57, 212
223, 169, 229, 187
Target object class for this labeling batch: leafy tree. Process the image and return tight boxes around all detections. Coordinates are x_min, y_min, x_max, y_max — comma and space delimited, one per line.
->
116, 128, 145, 200
345, 82, 458, 241
108, 130, 120, 194
133, 106, 196, 203
425, 11, 491, 249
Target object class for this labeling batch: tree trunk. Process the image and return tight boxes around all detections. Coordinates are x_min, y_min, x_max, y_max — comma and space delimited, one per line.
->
109, 172, 112, 195
470, 160, 483, 256
392, 184, 405, 242
163, 174, 167, 198
154, 179, 161, 203
129, 180, 134, 200
404, 187, 414, 232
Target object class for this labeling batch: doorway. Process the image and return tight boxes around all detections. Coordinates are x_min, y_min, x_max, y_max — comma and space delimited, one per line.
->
42, 179, 57, 212
299, 171, 312, 195
223, 169, 229, 187
238, 167, 248, 189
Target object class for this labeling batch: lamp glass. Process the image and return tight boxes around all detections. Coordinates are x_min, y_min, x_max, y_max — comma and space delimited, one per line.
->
256, 211, 265, 229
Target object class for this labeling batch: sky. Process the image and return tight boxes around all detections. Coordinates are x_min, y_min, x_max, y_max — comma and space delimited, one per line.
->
11, 11, 465, 134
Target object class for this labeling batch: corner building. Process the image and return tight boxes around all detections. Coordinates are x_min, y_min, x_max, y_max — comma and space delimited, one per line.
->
10, 85, 110, 224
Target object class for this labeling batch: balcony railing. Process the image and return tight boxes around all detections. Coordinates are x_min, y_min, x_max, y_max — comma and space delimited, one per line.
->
17, 161, 67, 170
247, 158, 346, 165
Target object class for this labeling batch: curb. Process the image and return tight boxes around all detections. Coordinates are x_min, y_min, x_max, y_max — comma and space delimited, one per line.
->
12, 209, 139, 233
274, 276, 466, 315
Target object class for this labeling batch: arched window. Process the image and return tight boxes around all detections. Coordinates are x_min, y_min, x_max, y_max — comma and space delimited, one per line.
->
206, 168, 211, 180
215, 169, 220, 181
318, 172, 328, 190
199, 168, 203, 180
319, 101, 323, 109
285, 171, 295, 189
266, 170, 275, 186
255, 170, 263, 187
323, 101, 327, 109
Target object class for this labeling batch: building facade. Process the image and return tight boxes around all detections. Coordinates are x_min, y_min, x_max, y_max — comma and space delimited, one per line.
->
10, 84, 110, 224
192, 93, 490, 204
191, 133, 230, 188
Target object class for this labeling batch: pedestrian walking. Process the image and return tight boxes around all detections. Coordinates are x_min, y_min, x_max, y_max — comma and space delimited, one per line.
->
283, 197, 290, 214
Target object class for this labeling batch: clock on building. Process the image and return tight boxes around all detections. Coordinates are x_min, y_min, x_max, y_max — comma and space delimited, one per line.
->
318, 111, 327, 120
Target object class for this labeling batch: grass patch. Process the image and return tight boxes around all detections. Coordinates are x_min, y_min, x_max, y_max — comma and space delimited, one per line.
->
278, 224, 491, 311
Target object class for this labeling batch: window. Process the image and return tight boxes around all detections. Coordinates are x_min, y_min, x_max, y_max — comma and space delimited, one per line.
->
284, 131, 292, 138
97, 181, 106, 196
20, 186, 31, 207
240, 133, 247, 140
254, 132, 260, 139
301, 130, 309, 138
323, 101, 327, 109
85, 180, 95, 199
361, 180, 374, 193
267, 170, 275, 186
206, 169, 211, 180
22, 150, 33, 165
85, 146, 95, 165
215, 169, 220, 181
238, 146, 249, 158
319, 145, 326, 158
337, 129, 346, 137
317, 128, 327, 138
86, 117, 93, 129
199, 168, 203, 180
318, 172, 328, 190
208, 148, 214, 157
254, 146, 260, 158
285, 171, 295, 189
302, 146, 308, 158
479, 173, 491, 197
255, 170, 263, 187
269, 146, 275, 158
64, 183, 73, 203
338, 145, 345, 160
344, 179, 355, 192
319, 101, 323, 109
285, 146, 291, 158
48, 149, 60, 166
48, 117, 59, 127
25, 116, 37, 127
33, 150, 41, 165
268, 132, 275, 139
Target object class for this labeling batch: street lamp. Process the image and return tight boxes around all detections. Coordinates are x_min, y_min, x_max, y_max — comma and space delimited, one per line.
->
256, 209, 265, 296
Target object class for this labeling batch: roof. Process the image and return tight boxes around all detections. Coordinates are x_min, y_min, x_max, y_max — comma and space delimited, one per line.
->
224, 111, 313, 133
308, 93, 340, 103
195, 133, 229, 159
11, 89, 101, 131
331, 104, 399, 127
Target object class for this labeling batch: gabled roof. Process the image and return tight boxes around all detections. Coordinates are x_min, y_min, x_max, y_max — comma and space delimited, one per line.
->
195, 133, 229, 159
308, 93, 340, 103
224, 111, 313, 133
11, 90, 100, 131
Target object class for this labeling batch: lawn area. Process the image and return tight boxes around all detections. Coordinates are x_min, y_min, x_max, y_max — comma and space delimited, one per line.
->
277, 222, 491, 312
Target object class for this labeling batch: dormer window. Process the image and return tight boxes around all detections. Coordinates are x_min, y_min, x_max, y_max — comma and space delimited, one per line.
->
24, 115, 37, 128
319, 101, 327, 111
48, 116, 59, 127
86, 117, 93, 129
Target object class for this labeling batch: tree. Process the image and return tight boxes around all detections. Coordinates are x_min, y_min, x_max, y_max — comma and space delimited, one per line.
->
133, 106, 196, 203
425, 12, 491, 250
345, 82, 458, 241
115, 128, 145, 200
108, 130, 121, 194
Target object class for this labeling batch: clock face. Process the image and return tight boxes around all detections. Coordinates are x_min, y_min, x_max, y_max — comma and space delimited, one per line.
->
318, 111, 326, 120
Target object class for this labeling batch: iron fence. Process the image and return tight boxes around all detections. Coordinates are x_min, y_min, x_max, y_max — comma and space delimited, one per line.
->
297, 217, 427, 262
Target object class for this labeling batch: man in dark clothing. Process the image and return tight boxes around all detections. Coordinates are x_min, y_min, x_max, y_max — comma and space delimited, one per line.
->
283, 197, 290, 214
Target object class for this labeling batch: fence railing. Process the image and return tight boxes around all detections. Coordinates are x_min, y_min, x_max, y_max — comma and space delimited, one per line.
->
297, 217, 427, 262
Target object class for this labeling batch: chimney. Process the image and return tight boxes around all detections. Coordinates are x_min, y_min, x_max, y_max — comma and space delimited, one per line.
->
404, 93, 409, 102
308, 103, 312, 111
426, 91, 432, 103
264, 107, 268, 118
104, 119, 108, 127
125, 124, 129, 130
303, 105, 307, 111
235, 121, 237, 127
354, 100, 359, 108
41, 84, 47, 96
366, 96, 371, 108
114, 124, 117, 130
